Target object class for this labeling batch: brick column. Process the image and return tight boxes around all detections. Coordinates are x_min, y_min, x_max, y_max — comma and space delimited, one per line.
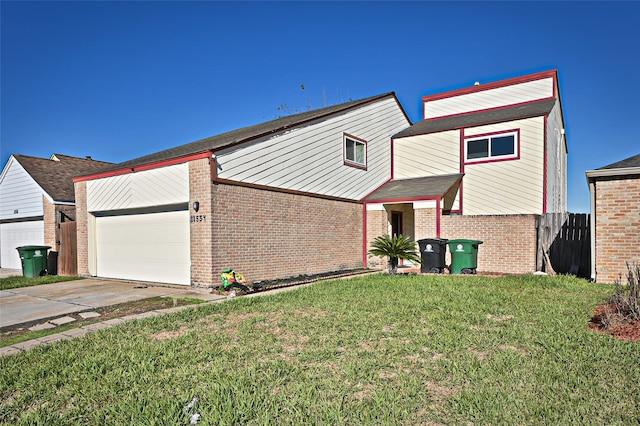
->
74, 181, 89, 276
189, 158, 214, 287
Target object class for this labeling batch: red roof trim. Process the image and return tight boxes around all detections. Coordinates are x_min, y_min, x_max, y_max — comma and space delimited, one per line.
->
73, 151, 213, 182
422, 69, 558, 104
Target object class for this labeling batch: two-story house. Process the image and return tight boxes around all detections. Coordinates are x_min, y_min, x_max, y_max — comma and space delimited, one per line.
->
364, 70, 568, 274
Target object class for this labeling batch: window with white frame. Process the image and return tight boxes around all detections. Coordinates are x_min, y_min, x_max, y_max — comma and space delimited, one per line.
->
465, 130, 519, 163
344, 134, 367, 168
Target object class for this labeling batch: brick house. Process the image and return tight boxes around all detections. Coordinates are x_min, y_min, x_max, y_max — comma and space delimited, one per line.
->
0, 154, 111, 272
586, 153, 640, 283
365, 70, 568, 274
73, 70, 570, 285
73, 93, 411, 286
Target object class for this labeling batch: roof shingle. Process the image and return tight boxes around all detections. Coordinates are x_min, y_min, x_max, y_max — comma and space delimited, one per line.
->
86, 93, 402, 176
597, 153, 640, 170
364, 174, 463, 202
13, 154, 112, 202
393, 99, 556, 138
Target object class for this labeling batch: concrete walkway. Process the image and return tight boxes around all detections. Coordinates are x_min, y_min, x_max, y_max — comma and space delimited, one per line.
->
0, 278, 224, 328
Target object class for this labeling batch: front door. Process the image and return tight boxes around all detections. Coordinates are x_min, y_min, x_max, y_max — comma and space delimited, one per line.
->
391, 211, 403, 237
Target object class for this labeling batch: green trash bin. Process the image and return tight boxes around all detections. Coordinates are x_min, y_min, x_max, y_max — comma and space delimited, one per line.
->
16, 245, 51, 278
448, 239, 483, 274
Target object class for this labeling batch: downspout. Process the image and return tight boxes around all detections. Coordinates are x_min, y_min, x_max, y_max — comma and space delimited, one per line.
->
589, 180, 597, 282
436, 196, 442, 238
362, 203, 368, 268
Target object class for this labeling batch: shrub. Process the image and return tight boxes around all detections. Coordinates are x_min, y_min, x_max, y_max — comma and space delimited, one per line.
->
367, 234, 422, 274
603, 262, 640, 328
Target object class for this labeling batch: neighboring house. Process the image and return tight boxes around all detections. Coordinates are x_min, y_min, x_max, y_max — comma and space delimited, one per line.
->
73, 94, 411, 286
0, 154, 112, 272
586, 153, 640, 283
365, 70, 568, 274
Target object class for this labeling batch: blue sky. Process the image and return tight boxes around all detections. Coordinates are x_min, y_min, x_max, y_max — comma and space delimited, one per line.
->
1, 1, 639, 213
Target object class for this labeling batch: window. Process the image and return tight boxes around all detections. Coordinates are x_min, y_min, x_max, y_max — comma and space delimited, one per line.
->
344, 134, 367, 168
465, 130, 519, 163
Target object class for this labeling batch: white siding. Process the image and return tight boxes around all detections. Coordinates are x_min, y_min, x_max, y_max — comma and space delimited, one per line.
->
216, 97, 409, 200
424, 77, 554, 119
0, 221, 45, 269
393, 130, 460, 179
0, 157, 46, 220
463, 117, 545, 215
87, 163, 189, 211
546, 102, 568, 213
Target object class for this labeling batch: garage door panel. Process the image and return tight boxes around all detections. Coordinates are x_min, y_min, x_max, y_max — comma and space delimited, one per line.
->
0, 221, 45, 269
95, 210, 190, 285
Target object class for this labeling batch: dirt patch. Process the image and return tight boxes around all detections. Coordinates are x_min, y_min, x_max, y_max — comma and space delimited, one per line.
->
0, 297, 202, 344
589, 303, 640, 342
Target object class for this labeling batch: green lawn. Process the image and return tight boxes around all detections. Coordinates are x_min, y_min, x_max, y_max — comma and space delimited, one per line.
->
1, 274, 638, 425
0, 275, 82, 290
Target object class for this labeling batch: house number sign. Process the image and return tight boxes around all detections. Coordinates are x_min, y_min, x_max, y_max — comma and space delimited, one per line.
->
190, 215, 207, 223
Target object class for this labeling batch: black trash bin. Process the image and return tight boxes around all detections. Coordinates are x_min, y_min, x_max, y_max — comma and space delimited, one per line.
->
418, 238, 448, 273
47, 251, 58, 275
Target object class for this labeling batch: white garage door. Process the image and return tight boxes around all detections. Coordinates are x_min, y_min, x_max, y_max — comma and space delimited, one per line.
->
0, 221, 45, 269
95, 209, 190, 285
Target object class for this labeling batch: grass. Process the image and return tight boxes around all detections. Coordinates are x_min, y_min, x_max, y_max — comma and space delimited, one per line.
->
0, 275, 82, 290
0, 296, 208, 348
1, 273, 639, 425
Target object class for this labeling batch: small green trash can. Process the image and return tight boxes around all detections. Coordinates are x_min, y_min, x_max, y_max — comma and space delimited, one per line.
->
16, 245, 51, 278
448, 239, 483, 274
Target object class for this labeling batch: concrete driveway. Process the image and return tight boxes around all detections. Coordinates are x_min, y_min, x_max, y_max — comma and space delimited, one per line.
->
0, 278, 223, 328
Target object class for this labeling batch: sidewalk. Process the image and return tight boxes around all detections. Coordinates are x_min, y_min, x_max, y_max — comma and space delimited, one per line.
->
0, 296, 227, 357
0, 281, 314, 358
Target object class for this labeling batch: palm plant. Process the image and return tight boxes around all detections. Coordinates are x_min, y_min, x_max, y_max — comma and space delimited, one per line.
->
368, 234, 422, 274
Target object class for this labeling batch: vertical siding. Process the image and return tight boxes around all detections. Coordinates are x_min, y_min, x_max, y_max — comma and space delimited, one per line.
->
216, 97, 410, 200
463, 117, 545, 215
424, 77, 554, 119
393, 130, 461, 178
87, 163, 189, 211
0, 158, 46, 219
546, 102, 568, 213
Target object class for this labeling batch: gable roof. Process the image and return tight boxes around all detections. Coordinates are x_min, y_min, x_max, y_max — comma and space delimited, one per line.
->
364, 174, 464, 202
80, 92, 407, 178
12, 154, 112, 203
597, 153, 640, 170
586, 153, 640, 182
393, 99, 556, 139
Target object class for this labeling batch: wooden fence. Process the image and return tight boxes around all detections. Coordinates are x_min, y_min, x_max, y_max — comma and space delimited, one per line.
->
537, 213, 591, 279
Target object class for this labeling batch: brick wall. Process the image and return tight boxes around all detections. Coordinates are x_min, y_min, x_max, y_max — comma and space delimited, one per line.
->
210, 183, 363, 282
414, 208, 437, 241
43, 196, 56, 248
74, 181, 89, 276
189, 158, 214, 287
366, 208, 388, 269
440, 214, 539, 274
594, 176, 640, 283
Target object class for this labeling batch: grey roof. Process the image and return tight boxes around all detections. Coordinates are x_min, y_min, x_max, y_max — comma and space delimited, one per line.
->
597, 153, 640, 170
393, 99, 557, 138
13, 154, 113, 202
364, 174, 463, 202
85, 93, 404, 176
